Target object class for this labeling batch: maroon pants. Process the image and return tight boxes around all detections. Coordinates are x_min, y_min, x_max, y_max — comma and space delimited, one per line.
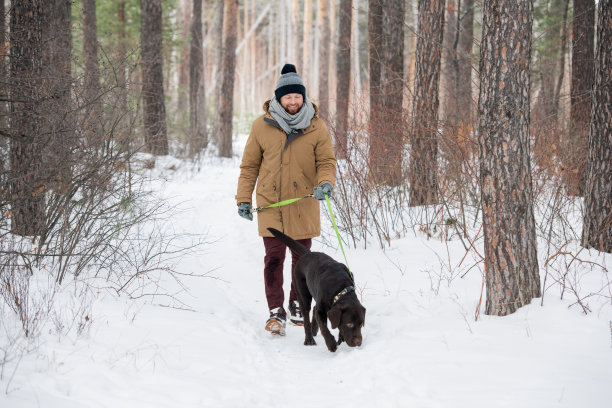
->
263, 236, 312, 310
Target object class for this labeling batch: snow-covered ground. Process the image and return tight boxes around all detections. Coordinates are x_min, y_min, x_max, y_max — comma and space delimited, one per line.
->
1, 134, 611, 407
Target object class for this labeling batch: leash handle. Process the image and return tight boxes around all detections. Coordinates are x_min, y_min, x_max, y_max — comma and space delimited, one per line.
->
324, 193, 352, 278
251, 193, 314, 213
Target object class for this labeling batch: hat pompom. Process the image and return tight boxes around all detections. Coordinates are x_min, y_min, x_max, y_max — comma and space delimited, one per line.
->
281, 64, 297, 74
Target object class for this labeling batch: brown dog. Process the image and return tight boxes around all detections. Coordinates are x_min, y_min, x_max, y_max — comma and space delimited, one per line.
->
268, 228, 366, 352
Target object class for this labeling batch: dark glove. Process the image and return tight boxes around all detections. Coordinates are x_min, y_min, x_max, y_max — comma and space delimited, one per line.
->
314, 182, 333, 201
237, 202, 253, 221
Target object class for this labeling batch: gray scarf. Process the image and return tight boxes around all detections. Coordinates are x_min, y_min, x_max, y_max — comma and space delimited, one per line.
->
268, 96, 316, 134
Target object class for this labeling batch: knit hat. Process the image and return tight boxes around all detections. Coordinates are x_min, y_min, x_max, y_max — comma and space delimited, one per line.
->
274, 64, 306, 100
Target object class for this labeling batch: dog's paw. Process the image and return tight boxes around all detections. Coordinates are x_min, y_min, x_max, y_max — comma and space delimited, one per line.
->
304, 337, 316, 346
325, 339, 337, 352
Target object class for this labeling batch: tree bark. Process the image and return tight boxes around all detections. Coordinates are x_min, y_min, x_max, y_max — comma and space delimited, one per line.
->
189, 0, 207, 157
408, 0, 444, 205
217, 0, 238, 158
566, 0, 595, 196
335, 0, 352, 158
368, 0, 384, 181
318, 0, 330, 120
42, 0, 73, 192
82, 0, 103, 143
582, 0, 612, 253
212, 0, 224, 145
379, 0, 404, 185
117, 0, 129, 150
292, 0, 301, 71
177, 0, 190, 115
478, 0, 541, 316
140, 0, 168, 155
9, 0, 46, 236
302, 0, 313, 81
443, 0, 475, 132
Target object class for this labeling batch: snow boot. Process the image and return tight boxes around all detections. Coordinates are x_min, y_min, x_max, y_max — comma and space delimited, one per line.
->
265, 307, 286, 336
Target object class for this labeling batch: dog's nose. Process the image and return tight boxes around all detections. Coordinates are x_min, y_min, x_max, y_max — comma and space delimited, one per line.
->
351, 337, 362, 347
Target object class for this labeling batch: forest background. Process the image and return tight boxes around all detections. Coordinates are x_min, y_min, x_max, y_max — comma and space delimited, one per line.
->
0, 0, 611, 404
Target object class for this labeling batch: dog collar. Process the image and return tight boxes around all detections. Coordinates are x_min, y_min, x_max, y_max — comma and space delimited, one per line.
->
333, 286, 355, 305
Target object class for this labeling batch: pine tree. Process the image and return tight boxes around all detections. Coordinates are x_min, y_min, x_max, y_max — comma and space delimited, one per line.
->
566, 0, 595, 195
189, 0, 207, 157
217, 0, 238, 158
409, 0, 444, 205
478, 0, 541, 315
140, 0, 168, 155
335, 0, 352, 158
9, 0, 46, 236
582, 0, 612, 253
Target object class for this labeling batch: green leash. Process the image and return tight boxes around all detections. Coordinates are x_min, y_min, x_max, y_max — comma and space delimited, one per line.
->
324, 193, 352, 279
250, 193, 314, 213
251, 192, 352, 279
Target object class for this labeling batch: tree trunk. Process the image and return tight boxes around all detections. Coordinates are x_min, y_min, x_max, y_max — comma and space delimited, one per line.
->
177, 0, 190, 116
478, 0, 541, 316
443, 0, 475, 132
117, 0, 129, 150
582, 0, 612, 253
351, 0, 362, 96
408, 0, 444, 205
335, 0, 352, 158
318, 0, 330, 120
42, 0, 73, 192
212, 0, 224, 145
189, 0, 207, 157
82, 0, 103, 143
566, 0, 595, 196
140, 0, 168, 155
292, 0, 301, 71
532, 0, 567, 168
379, 0, 404, 186
9, 0, 46, 236
368, 0, 384, 181
217, 0, 238, 158
302, 0, 313, 84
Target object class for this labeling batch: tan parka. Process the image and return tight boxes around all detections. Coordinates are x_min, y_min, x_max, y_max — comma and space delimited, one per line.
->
236, 101, 337, 239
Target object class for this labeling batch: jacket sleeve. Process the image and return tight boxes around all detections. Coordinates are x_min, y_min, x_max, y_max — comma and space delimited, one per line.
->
314, 120, 337, 187
236, 127, 263, 204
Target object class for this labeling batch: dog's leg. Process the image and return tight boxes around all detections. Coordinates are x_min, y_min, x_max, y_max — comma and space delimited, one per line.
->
311, 306, 319, 337
315, 308, 337, 352
294, 271, 316, 346
299, 295, 316, 346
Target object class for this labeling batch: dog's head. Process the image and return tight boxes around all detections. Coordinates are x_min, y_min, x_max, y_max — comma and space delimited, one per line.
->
328, 302, 366, 347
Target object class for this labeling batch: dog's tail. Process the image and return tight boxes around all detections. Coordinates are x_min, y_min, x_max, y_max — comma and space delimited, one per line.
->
267, 228, 311, 257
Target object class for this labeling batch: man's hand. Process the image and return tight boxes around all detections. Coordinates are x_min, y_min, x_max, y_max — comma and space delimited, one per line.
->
314, 182, 333, 201
237, 202, 253, 221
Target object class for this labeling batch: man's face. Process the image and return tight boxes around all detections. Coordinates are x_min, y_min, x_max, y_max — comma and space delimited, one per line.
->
280, 93, 304, 115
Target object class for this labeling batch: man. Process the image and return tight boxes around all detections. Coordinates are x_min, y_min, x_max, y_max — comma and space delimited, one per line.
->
235, 64, 337, 336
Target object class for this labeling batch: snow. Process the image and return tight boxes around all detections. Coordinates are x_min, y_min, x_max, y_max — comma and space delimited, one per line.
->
1, 134, 611, 407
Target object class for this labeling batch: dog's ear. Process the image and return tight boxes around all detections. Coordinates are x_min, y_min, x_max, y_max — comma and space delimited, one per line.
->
327, 306, 342, 329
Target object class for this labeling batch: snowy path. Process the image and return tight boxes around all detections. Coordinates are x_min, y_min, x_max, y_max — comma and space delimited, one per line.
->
2, 137, 612, 407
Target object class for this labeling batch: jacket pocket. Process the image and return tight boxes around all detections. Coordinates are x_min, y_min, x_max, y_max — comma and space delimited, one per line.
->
256, 171, 278, 205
